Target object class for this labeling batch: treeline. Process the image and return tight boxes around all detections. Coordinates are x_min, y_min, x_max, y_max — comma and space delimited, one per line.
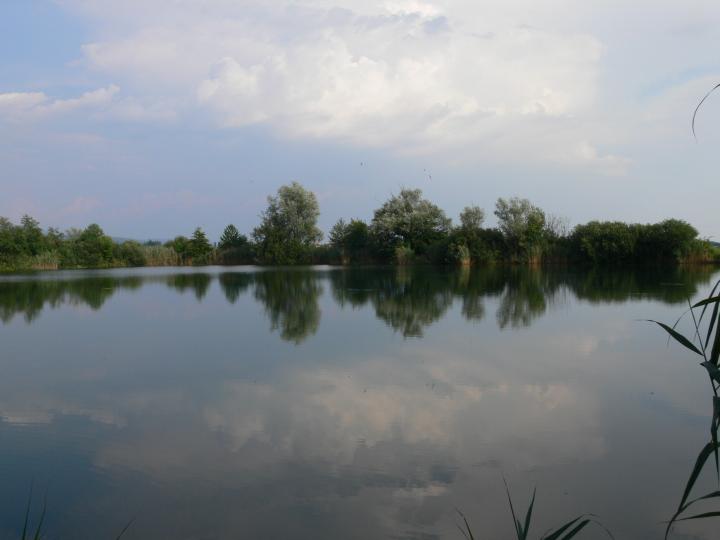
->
0, 182, 717, 271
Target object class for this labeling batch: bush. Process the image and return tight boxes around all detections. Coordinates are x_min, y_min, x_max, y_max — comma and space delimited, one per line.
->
115, 240, 147, 267
394, 245, 415, 265
452, 243, 471, 266
571, 221, 637, 264
142, 245, 180, 266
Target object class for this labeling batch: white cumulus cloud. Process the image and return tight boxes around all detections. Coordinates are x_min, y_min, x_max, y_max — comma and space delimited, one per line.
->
64, 0, 623, 168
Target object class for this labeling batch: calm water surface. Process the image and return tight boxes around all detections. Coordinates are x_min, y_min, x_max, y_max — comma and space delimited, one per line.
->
1, 265, 719, 539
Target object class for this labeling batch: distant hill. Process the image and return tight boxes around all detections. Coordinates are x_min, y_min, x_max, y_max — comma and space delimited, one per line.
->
111, 237, 168, 245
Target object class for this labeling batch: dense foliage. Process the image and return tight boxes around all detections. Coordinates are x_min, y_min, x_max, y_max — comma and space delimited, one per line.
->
0, 183, 716, 271
252, 182, 323, 264
369, 188, 452, 261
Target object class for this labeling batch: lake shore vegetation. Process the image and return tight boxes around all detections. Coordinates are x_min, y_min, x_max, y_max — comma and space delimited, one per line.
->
1, 184, 717, 272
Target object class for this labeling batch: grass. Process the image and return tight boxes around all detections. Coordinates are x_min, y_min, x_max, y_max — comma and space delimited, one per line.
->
20, 485, 45, 540
19, 484, 133, 540
457, 478, 613, 540
648, 278, 720, 538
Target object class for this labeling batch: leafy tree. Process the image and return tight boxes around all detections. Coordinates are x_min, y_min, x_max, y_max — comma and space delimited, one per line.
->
20, 215, 44, 255
571, 221, 636, 263
345, 220, 369, 256
329, 218, 370, 263
115, 240, 147, 267
370, 188, 451, 260
459, 206, 485, 232
637, 219, 699, 261
329, 219, 349, 248
46, 227, 64, 250
166, 236, 190, 263
0, 217, 22, 258
253, 182, 322, 264
63, 223, 114, 268
494, 197, 546, 261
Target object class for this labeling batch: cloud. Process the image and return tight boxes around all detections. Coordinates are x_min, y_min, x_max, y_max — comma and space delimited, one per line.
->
0, 85, 119, 122
63, 0, 628, 169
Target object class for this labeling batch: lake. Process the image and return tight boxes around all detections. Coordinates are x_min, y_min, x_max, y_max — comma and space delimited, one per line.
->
1, 265, 719, 539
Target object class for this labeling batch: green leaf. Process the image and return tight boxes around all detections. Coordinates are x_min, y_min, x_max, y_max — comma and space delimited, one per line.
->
521, 488, 536, 540
32, 495, 46, 540
685, 490, 720, 507
559, 519, 590, 539
693, 295, 720, 309
455, 510, 475, 540
665, 442, 719, 539
705, 301, 719, 351
115, 518, 135, 540
21, 483, 33, 540
542, 517, 583, 540
711, 318, 720, 367
701, 362, 720, 385
648, 320, 703, 356
503, 477, 523, 540
693, 83, 720, 138
676, 510, 720, 522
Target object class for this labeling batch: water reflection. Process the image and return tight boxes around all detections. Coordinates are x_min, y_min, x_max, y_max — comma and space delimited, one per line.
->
218, 272, 253, 304
166, 273, 212, 301
1, 265, 719, 538
253, 269, 322, 344
1, 266, 717, 340
0, 276, 142, 323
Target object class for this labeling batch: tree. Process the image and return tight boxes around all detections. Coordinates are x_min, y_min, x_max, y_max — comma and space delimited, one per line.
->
253, 182, 322, 264
115, 240, 147, 267
188, 227, 213, 263
217, 224, 253, 264
459, 206, 485, 232
63, 223, 114, 268
494, 197, 546, 261
20, 215, 44, 255
571, 221, 636, 263
329, 219, 349, 248
370, 188, 451, 259
166, 236, 190, 263
330, 218, 370, 263
219, 224, 247, 250
46, 227, 64, 250
344, 220, 369, 255
0, 217, 22, 258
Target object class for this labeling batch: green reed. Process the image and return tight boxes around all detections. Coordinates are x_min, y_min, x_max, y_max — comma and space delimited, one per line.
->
649, 279, 720, 538
457, 478, 613, 540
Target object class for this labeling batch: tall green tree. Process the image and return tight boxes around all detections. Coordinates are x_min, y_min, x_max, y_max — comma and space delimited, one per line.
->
218, 224, 246, 249
370, 188, 451, 259
253, 182, 322, 264
188, 227, 213, 263
63, 223, 114, 268
329, 218, 370, 263
494, 197, 546, 262
20, 215, 44, 255
459, 206, 485, 233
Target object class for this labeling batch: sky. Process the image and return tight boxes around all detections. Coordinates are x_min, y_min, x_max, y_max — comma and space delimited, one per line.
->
1, 0, 720, 241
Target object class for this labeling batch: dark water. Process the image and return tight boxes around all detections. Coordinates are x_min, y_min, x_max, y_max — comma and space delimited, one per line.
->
1, 265, 719, 539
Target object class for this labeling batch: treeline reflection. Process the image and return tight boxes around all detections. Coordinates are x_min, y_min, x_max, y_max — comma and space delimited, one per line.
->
1, 266, 717, 341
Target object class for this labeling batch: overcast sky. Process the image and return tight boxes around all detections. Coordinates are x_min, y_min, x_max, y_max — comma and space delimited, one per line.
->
2, 0, 720, 240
